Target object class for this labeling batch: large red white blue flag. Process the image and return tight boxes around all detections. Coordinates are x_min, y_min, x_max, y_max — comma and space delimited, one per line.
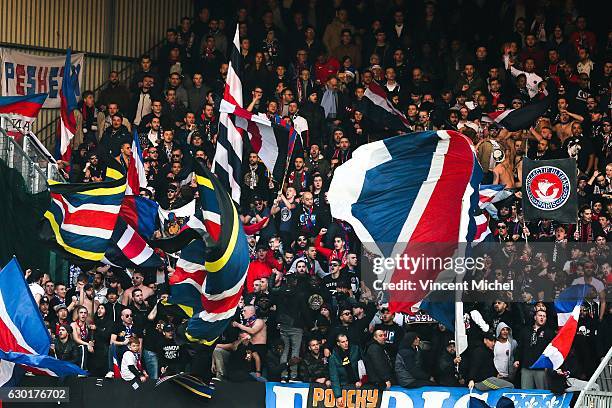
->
56, 48, 79, 165
126, 128, 147, 195
0, 93, 47, 140
531, 285, 588, 369
0, 258, 86, 385
328, 130, 482, 313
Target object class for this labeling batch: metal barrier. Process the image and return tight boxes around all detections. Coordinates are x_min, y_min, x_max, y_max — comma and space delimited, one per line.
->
0, 128, 56, 193
575, 346, 612, 407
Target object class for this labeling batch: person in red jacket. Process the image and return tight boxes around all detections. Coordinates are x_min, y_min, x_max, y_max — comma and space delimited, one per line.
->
314, 52, 340, 85
315, 228, 349, 268
245, 242, 283, 293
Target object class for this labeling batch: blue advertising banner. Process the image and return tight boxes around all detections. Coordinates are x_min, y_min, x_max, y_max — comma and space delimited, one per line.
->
265, 383, 573, 408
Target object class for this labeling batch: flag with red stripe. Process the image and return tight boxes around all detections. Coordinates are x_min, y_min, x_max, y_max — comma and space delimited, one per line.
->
0, 258, 86, 385
0, 93, 47, 141
220, 101, 298, 181
363, 81, 411, 131
103, 216, 163, 269
165, 160, 249, 345
213, 25, 244, 203
56, 48, 79, 166
486, 97, 550, 131
126, 128, 147, 195
40, 177, 127, 261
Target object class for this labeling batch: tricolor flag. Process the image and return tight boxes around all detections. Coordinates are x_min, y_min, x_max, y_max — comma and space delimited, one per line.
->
486, 97, 550, 131
478, 184, 513, 219
0, 93, 47, 141
363, 81, 411, 131
167, 160, 249, 345
153, 199, 207, 254
213, 25, 244, 203
103, 216, 163, 269
473, 213, 492, 244
328, 130, 482, 314
530, 285, 588, 369
56, 48, 79, 165
126, 128, 148, 195
0, 258, 86, 385
219, 100, 299, 181
39, 177, 127, 261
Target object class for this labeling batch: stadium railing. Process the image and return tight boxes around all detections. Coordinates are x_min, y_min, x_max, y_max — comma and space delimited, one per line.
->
575, 346, 612, 407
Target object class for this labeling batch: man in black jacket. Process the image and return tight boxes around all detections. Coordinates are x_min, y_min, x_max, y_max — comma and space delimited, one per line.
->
271, 274, 309, 382
298, 338, 330, 385
515, 309, 555, 389
52, 325, 79, 366
394, 332, 435, 388
467, 332, 513, 391
364, 330, 394, 389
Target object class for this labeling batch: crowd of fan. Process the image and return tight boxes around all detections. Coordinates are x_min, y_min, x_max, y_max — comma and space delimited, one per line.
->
26, 0, 612, 399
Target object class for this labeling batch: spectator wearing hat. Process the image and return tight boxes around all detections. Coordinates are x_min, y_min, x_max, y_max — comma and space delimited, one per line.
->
467, 332, 514, 391
436, 340, 463, 386
51, 305, 72, 338
157, 323, 185, 376
494, 322, 519, 381
395, 332, 435, 388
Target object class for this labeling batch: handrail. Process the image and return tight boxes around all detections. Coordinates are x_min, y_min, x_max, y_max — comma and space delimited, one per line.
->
0, 127, 50, 193
575, 346, 612, 407
30, 35, 170, 148
0, 42, 138, 62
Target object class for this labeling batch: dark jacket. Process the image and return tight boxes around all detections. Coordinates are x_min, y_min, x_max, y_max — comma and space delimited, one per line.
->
436, 350, 460, 386
394, 332, 430, 387
53, 338, 79, 365
328, 345, 361, 398
364, 341, 394, 385
516, 325, 555, 368
98, 125, 131, 161
468, 343, 497, 382
299, 352, 329, 382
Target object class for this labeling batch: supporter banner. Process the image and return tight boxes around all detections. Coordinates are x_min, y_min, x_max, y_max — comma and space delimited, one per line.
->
522, 158, 577, 223
0, 48, 84, 108
265, 383, 573, 408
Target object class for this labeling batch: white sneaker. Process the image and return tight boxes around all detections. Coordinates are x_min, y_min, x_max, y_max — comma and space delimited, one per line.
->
104, 371, 114, 379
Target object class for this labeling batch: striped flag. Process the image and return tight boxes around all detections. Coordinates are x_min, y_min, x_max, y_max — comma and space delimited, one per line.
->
328, 130, 482, 313
213, 25, 244, 203
486, 97, 550, 131
40, 177, 127, 261
56, 48, 79, 165
219, 100, 299, 181
0, 93, 47, 141
363, 81, 411, 131
103, 216, 163, 269
126, 128, 147, 195
167, 160, 249, 345
0, 258, 86, 385
531, 285, 588, 369
472, 213, 492, 244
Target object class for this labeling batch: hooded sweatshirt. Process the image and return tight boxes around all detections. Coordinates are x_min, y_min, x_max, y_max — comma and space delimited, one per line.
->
494, 322, 518, 378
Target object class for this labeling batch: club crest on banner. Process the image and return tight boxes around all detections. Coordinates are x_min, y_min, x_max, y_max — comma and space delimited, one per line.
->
525, 166, 571, 211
